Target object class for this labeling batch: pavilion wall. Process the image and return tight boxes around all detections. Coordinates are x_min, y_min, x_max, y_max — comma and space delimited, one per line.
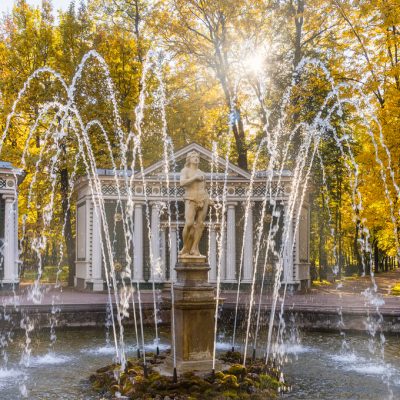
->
74, 173, 310, 292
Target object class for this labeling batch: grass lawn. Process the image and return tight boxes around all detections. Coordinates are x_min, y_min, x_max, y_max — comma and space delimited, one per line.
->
21, 265, 69, 283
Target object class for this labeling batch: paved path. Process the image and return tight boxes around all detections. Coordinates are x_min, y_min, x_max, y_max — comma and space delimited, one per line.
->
316, 269, 400, 295
223, 269, 400, 315
0, 270, 399, 316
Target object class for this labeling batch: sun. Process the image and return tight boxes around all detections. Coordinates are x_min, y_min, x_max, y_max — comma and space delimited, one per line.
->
244, 52, 265, 74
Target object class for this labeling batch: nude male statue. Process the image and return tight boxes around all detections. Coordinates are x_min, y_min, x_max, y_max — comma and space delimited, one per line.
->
179, 151, 210, 257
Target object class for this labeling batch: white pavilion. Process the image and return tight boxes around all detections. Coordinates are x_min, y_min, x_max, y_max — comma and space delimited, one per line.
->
74, 143, 311, 291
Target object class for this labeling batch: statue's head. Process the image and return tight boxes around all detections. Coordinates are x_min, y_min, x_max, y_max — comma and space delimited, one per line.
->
185, 151, 200, 167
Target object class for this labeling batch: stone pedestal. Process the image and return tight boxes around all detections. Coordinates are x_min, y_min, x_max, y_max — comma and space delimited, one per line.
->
171, 255, 216, 373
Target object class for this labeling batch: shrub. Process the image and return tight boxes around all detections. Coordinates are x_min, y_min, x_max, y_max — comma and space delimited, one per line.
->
312, 279, 331, 287
391, 282, 400, 296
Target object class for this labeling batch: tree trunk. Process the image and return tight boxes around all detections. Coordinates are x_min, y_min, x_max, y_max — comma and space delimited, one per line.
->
60, 168, 76, 286
290, 0, 305, 153
294, 0, 305, 69
213, 31, 248, 170
319, 191, 327, 280
231, 112, 248, 170
134, 0, 143, 64
338, 174, 343, 278
373, 239, 379, 273
354, 220, 362, 275
218, 71, 248, 170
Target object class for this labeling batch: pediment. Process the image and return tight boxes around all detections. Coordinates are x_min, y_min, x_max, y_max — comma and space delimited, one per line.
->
139, 143, 251, 180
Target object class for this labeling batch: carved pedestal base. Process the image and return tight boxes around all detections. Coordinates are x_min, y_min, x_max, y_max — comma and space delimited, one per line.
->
171, 256, 217, 373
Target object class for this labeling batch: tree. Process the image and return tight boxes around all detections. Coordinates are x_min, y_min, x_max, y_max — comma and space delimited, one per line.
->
153, 0, 276, 170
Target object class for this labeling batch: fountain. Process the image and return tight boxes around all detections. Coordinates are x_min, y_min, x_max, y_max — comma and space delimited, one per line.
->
0, 47, 398, 399
87, 149, 286, 398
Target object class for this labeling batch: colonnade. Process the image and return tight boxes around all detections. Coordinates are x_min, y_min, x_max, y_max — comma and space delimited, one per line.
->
128, 201, 255, 283
85, 197, 304, 290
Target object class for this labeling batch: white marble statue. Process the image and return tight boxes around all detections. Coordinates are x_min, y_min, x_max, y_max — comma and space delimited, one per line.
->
179, 151, 210, 257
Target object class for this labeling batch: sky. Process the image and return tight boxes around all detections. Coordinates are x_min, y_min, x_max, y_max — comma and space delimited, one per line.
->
0, 0, 73, 15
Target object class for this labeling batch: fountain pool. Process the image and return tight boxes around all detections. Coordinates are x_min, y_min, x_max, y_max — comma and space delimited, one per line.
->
282, 331, 400, 400
0, 328, 398, 399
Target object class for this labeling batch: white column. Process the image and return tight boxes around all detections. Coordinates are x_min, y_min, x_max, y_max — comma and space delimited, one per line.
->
3, 196, 17, 284
14, 198, 19, 268
133, 202, 144, 281
242, 202, 253, 282
225, 203, 237, 282
209, 224, 217, 282
150, 202, 161, 281
91, 201, 103, 290
160, 227, 166, 281
169, 226, 177, 281
219, 227, 226, 281
282, 203, 294, 283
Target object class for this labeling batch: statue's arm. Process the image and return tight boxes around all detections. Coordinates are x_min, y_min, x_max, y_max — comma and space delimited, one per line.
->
180, 168, 199, 187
